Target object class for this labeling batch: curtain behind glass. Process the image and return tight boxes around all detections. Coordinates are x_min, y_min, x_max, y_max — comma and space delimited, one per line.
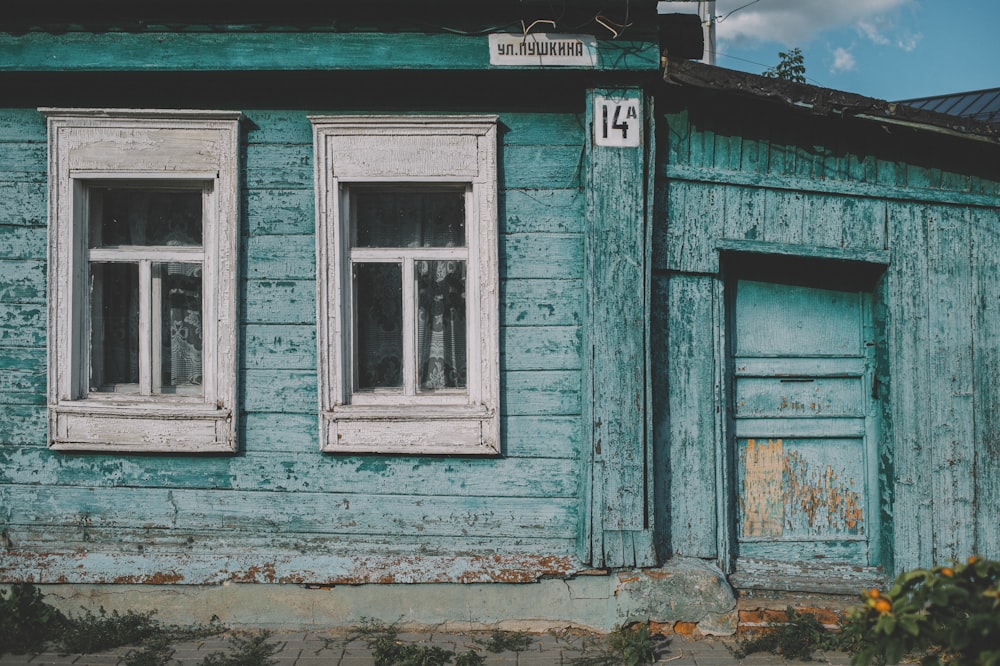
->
352, 190, 467, 393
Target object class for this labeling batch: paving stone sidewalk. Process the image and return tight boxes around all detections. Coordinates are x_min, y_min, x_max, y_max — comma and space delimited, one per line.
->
0, 630, 853, 666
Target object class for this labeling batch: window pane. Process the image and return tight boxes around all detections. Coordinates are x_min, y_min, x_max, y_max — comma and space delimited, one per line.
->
155, 263, 203, 395
90, 188, 202, 247
354, 263, 403, 389
417, 260, 466, 390
90, 263, 139, 392
353, 191, 464, 248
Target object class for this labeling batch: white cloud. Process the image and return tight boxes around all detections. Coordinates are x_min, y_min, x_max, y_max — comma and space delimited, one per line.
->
713, 0, 915, 47
831, 47, 857, 73
896, 32, 922, 51
857, 19, 891, 45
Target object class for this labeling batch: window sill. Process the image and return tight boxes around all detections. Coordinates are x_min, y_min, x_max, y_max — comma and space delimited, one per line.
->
321, 404, 499, 455
50, 401, 235, 453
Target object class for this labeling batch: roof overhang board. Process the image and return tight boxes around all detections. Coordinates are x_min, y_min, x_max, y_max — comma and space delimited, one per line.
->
0, 31, 659, 73
663, 57, 1000, 145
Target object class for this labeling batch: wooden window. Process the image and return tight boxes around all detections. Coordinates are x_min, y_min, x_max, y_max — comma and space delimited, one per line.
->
43, 109, 241, 453
311, 116, 500, 454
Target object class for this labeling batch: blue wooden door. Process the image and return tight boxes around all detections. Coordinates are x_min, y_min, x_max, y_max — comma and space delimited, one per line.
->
731, 280, 878, 567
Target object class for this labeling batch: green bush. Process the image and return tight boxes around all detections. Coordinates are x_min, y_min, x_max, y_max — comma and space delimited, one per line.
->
0, 583, 67, 654
848, 557, 1000, 666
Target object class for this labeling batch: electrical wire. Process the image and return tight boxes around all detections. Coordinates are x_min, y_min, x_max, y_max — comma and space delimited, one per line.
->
715, 0, 762, 24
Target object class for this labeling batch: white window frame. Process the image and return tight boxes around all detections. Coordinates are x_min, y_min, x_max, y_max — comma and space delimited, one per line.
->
311, 115, 500, 455
43, 109, 241, 453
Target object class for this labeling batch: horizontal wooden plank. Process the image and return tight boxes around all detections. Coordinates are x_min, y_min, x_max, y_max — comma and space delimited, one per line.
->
5, 526, 574, 557
503, 188, 585, 234
499, 114, 585, 146
0, 143, 45, 173
245, 235, 315, 280
0, 109, 46, 142
0, 303, 45, 347
502, 145, 585, 189
0, 449, 578, 498
500, 233, 583, 279
0, 531, 580, 584
501, 279, 583, 327
0, 404, 46, 446
0, 347, 44, 395
0, 485, 578, 539
0, 32, 657, 73
245, 188, 315, 236
734, 418, 867, 439
0, 259, 45, 303
502, 415, 582, 459
243, 324, 315, 370
245, 144, 312, 189
502, 370, 581, 416
245, 279, 316, 325
242, 111, 585, 147
243, 369, 317, 413
0, 182, 46, 226
0, 224, 45, 260
501, 325, 581, 371
240, 412, 583, 459
664, 164, 1000, 208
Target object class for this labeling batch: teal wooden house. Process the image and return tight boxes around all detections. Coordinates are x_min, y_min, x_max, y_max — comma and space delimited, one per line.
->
1, 1, 998, 631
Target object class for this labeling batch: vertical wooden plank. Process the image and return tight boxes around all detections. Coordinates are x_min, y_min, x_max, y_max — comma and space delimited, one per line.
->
585, 88, 649, 567
927, 205, 976, 562
801, 193, 844, 249
763, 189, 804, 245
840, 197, 888, 252
887, 203, 934, 571
971, 206, 1000, 560
666, 274, 718, 558
724, 186, 764, 243
669, 182, 723, 273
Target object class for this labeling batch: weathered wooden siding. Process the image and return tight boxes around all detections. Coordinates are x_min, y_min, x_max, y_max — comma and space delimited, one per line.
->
653, 96, 1000, 575
0, 106, 591, 583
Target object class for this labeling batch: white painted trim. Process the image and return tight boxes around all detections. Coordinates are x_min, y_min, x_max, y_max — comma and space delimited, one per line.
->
44, 108, 241, 453
312, 115, 500, 455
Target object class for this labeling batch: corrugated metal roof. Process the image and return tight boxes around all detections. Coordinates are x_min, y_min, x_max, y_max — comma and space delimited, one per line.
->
899, 88, 1000, 124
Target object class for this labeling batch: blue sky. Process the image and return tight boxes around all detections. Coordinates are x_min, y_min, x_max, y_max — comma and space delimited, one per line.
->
662, 1, 1000, 101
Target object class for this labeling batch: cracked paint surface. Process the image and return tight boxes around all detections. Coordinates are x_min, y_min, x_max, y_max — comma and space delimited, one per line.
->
740, 438, 865, 538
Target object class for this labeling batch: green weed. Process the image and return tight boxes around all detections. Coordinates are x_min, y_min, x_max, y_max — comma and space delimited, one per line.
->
731, 607, 841, 662
199, 630, 281, 666
476, 628, 534, 653
0, 583, 67, 655
346, 617, 486, 666
556, 623, 664, 666
57, 607, 162, 654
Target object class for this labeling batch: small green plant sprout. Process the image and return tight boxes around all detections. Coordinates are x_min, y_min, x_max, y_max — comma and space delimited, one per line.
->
565, 623, 662, 666
476, 628, 534, 653
345, 617, 473, 666
0, 583, 67, 655
848, 556, 1000, 666
731, 606, 840, 661
198, 630, 281, 666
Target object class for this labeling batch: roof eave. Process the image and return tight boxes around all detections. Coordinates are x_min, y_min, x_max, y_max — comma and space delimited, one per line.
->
663, 57, 1000, 145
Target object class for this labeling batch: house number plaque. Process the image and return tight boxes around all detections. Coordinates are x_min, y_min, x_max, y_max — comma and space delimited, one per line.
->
594, 95, 642, 148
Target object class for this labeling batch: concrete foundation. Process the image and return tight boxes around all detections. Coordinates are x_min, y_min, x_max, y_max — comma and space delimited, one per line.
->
26, 558, 738, 634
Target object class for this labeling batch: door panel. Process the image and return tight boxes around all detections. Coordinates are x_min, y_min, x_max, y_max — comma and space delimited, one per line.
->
732, 279, 876, 567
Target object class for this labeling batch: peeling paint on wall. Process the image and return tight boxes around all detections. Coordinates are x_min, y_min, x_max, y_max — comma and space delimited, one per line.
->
741, 439, 785, 537
740, 439, 865, 538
